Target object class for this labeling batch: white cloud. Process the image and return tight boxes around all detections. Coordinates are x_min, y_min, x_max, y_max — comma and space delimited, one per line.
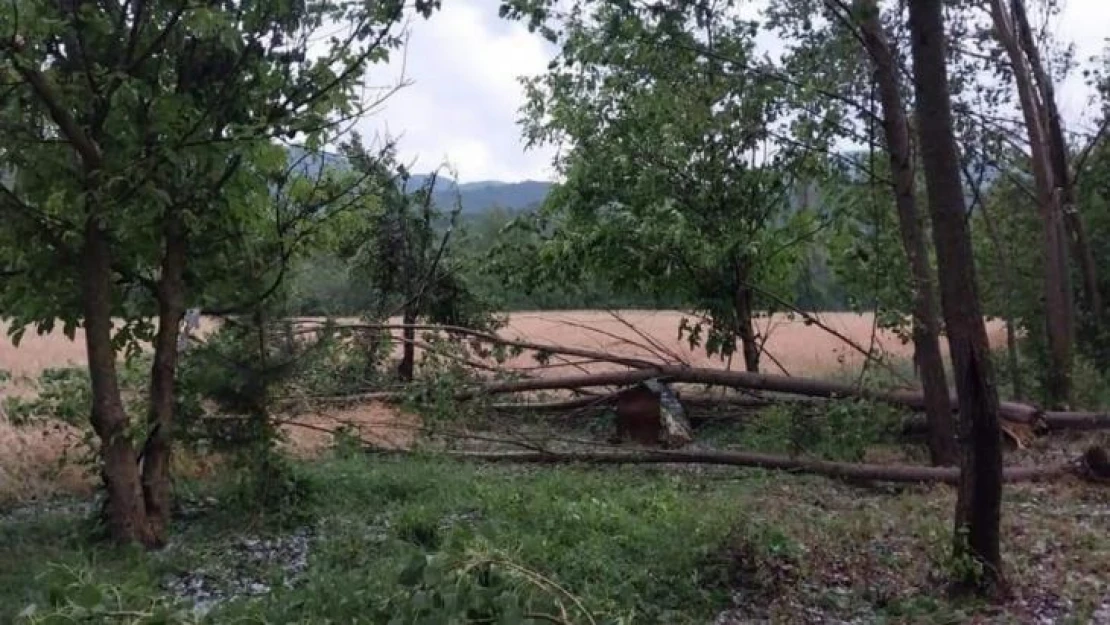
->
359, 0, 557, 183
1051, 0, 1109, 132
358, 0, 1108, 183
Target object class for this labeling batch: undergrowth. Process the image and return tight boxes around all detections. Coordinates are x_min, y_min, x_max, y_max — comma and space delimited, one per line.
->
695, 397, 910, 463
3, 452, 1107, 624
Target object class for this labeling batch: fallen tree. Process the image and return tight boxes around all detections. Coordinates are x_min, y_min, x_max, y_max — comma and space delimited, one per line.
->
292, 322, 1110, 432
368, 446, 1109, 485
466, 368, 1110, 432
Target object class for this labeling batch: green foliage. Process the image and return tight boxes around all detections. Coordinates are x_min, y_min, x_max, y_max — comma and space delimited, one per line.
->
16, 563, 196, 624
285, 200, 855, 314
0, 0, 425, 341
1075, 133, 1110, 365
702, 398, 906, 462
502, 0, 827, 363
1, 360, 148, 427
2, 368, 93, 427
379, 548, 603, 624
330, 140, 501, 334
823, 156, 918, 342
173, 313, 333, 526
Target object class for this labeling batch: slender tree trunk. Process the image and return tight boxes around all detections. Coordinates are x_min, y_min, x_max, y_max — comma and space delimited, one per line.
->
142, 215, 186, 543
988, 0, 1073, 408
854, 0, 957, 466
734, 283, 760, 373
1011, 0, 1103, 326
907, 0, 1007, 597
398, 306, 417, 381
82, 217, 158, 548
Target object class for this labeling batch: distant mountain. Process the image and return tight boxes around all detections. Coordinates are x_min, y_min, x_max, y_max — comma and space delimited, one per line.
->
284, 146, 552, 214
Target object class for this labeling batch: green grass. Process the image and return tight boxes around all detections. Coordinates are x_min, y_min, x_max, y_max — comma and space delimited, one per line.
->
2, 452, 1107, 624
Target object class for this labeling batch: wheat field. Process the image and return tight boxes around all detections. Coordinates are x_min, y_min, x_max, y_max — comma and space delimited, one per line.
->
1, 311, 1008, 504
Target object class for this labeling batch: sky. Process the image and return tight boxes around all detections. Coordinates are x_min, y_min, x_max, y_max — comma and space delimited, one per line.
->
357, 0, 1110, 184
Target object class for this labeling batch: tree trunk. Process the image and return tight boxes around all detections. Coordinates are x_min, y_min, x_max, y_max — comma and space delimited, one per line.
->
854, 0, 957, 466
1010, 0, 1103, 327
734, 283, 761, 373
988, 0, 1073, 408
141, 215, 186, 543
82, 217, 158, 548
398, 307, 417, 381
907, 0, 1007, 597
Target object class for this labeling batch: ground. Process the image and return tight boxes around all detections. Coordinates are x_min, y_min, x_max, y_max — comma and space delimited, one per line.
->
2, 311, 1106, 624
2, 457, 1107, 623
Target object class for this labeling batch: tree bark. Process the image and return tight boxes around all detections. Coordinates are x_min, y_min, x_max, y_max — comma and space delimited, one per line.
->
1010, 0, 1102, 327
397, 305, 417, 381
854, 0, 957, 466
141, 214, 186, 543
908, 0, 1007, 597
322, 364, 1110, 431
734, 283, 761, 373
989, 0, 1073, 408
82, 217, 158, 548
462, 365, 1053, 417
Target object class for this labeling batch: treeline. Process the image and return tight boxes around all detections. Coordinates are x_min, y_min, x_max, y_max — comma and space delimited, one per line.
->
285, 203, 854, 315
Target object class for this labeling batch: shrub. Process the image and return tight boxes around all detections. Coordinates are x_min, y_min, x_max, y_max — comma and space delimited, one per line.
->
2, 361, 148, 427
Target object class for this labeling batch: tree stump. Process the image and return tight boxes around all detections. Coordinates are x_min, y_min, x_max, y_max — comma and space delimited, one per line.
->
610, 379, 693, 449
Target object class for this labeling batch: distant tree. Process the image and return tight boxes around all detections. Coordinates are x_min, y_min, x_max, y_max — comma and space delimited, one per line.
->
337, 138, 499, 381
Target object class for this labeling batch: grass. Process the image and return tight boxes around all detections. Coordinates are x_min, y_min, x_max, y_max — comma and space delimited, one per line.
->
1, 312, 1105, 623
3, 451, 1108, 624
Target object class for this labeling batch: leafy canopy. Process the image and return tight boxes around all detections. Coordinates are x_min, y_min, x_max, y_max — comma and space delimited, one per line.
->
506, 0, 823, 359
0, 0, 432, 346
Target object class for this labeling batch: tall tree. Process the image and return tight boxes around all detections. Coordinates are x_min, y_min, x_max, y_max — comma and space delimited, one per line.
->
850, 0, 956, 465
764, 0, 956, 464
987, 0, 1075, 407
512, 0, 820, 371
906, 0, 1007, 595
0, 0, 429, 546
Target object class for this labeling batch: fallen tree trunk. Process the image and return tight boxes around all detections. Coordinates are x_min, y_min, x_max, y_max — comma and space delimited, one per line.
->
372, 447, 1108, 485
490, 393, 782, 413
290, 324, 1110, 431
294, 369, 1110, 432
466, 367, 1051, 421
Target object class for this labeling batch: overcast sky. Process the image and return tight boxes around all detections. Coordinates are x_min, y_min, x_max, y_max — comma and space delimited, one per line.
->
357, 0, 1110, 183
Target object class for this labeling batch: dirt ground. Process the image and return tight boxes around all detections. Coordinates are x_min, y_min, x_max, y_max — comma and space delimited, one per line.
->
1, 311, 1008, 503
